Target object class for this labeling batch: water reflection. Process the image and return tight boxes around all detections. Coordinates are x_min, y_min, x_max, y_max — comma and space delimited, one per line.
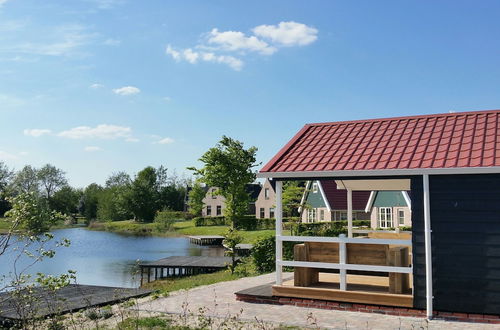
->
0, 228, 224, 288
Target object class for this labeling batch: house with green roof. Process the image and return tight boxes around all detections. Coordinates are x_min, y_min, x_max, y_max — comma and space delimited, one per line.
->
365, 191, 412, 229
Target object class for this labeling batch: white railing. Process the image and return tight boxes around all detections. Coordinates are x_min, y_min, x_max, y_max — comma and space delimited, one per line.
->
276, 234, 412, 291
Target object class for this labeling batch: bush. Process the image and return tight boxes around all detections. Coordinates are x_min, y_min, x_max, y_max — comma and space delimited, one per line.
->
251, 235, 297, 273
193, 216, 227, 226
154, 211, 176, 231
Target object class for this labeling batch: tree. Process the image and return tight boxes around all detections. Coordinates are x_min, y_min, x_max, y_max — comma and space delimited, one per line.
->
189, 136, 259, 227
12, 165, 39, 194
0, 162, 13, 216
51, 186, 82, 216
282, 181, 306, 218
38, 164, 68, 201
223, 227, 243, 274
82, 183, 103, 221
105, 171, 131, 188
128, 166, 159, 222
188, 181, 206, 216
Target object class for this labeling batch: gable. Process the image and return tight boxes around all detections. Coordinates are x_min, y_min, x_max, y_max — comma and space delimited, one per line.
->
373, 191, 408, 207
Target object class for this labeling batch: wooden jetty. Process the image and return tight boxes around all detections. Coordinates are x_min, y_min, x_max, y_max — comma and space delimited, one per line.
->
188, 235, 224, 245
139, 256, 236, 284
0, 284, 151, 323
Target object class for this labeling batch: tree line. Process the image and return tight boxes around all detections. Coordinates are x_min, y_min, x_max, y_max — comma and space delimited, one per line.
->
0, 162, 189, 223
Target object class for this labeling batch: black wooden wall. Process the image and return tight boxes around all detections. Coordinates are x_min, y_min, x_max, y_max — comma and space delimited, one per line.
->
412, 174, 500, 314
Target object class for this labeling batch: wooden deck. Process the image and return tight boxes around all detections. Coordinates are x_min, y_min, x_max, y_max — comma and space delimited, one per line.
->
272, 273, 413, 307
0, 284, 151, 321
139, 256, 236, 284
188, 235, 224, 245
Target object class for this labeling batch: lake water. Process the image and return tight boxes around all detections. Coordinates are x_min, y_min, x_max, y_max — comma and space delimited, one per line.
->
0, 228, 224, 288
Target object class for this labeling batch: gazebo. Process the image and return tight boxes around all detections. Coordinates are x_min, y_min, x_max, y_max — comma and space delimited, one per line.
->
255, 109, 500, 320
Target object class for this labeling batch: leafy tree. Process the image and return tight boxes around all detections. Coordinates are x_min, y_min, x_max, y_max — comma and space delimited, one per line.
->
282, 181, 306, 217
105, 171, 132, 188
51, 186, 82, 215
0, 161, 13, 216
188, 181, 206, 216
189, 136, 259, 227
128, 166, 159, 222
223, 227, 243, 274
5, 192, 66, 234
12, 165, 39, 194
82, 183, 103, 221
38, 164, 68, 201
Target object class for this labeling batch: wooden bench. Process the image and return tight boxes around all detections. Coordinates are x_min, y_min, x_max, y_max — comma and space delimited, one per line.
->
294, 242, 409, 294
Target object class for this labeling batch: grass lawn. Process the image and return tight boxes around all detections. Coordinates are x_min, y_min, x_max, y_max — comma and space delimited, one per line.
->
142, 270, 242, 295
173, 220, 284, 243
90, 219, 284, 244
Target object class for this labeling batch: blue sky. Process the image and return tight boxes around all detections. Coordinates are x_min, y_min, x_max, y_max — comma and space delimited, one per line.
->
1, 0, 499, 187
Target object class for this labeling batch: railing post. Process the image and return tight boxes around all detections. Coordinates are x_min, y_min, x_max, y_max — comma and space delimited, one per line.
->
423, 174, 433, 319
275, 180, 283, 285
339, 234, 347, 290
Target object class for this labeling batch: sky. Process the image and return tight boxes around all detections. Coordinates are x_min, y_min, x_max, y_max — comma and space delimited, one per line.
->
1, 0, 500, 187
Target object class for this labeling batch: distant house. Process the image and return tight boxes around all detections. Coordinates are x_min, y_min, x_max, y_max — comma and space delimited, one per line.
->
201, 184, 261, 217
255, 179, 276, 219
365, 191, 411, 229
299, 180, 371, 223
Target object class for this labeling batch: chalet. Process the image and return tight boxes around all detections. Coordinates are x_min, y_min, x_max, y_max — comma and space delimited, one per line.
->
299, 180, 370, 223
202, 184, 261, 217
255, 179, 276, 219
246, 109, 500, 321
365, 191, 412, 228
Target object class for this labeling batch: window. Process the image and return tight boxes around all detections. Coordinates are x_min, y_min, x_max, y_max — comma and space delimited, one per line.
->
206, 205, 212, 216
378, 207, 393, 228
259, 207, 265, 218
307, 209, 317, 222
320, 209, 325, 221
269, 207, 275, 218
398, 209, 405, 225
312, 182, 318, 193
216, 205, 222, 216
264, 188, 270, 200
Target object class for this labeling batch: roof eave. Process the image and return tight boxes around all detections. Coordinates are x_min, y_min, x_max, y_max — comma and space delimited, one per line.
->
257, 166, 500, 179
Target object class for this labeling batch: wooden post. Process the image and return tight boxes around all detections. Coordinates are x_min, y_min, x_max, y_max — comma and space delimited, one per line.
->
275, 180, 283, 285
147, 267, 151, 283
140, 266, 144, 285
389, 246, 409, 294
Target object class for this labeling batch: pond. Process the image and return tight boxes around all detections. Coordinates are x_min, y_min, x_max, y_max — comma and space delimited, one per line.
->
0, 228, 224, 288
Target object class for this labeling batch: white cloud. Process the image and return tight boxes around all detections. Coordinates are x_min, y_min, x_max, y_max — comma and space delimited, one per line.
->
206, 28, 276, 55
87, 0, 123, 9
103, 38, 121, 46
58, 124, 131, 140
253, 21, 318, 46
163, 96, 171, 102
165, 45, 243, 71
113, 86, 140, 96
156, 137, 174, 145
23, 128, 52, 137
166, 45, 181, 61
125, 137, 139, 142
84, 146, 102, 152
90, 83, 104, 89
0, 0, 10, 7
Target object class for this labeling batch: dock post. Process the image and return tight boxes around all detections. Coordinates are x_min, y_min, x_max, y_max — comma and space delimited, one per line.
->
147, 267, 151, 283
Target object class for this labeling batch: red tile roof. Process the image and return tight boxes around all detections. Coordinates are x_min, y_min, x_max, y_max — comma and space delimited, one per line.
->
261, 110, 500, 173
320, 180, 370, 210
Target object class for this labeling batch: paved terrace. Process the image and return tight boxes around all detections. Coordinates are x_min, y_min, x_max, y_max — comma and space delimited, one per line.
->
136, 273, 497, 329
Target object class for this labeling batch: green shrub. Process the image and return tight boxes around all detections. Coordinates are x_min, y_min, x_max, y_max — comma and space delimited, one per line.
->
117, 316, 170, 329
251, 235, 297, 273
154, 211, 176, 231
193, 216, 227, 226
399, 226, 412, 231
